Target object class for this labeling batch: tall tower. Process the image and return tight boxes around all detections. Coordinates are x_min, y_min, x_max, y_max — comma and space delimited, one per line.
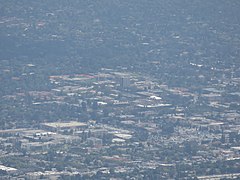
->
120, 76, 130, 89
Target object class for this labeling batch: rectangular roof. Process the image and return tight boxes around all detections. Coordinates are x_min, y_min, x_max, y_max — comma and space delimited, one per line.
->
43, 121, 87, 128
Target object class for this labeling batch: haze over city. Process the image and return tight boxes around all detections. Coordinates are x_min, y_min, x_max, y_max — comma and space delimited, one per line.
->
0, 1, 240, 179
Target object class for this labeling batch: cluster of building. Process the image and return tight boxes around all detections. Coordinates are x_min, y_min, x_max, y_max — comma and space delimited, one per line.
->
0, 67, 240, 179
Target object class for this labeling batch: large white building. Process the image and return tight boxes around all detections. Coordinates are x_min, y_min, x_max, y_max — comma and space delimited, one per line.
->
41, 121, 87, 132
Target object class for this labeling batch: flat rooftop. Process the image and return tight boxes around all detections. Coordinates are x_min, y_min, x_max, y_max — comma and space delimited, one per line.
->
0, 165, 17, 172
42, 121, 87, 128
114, 133, 132, 140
